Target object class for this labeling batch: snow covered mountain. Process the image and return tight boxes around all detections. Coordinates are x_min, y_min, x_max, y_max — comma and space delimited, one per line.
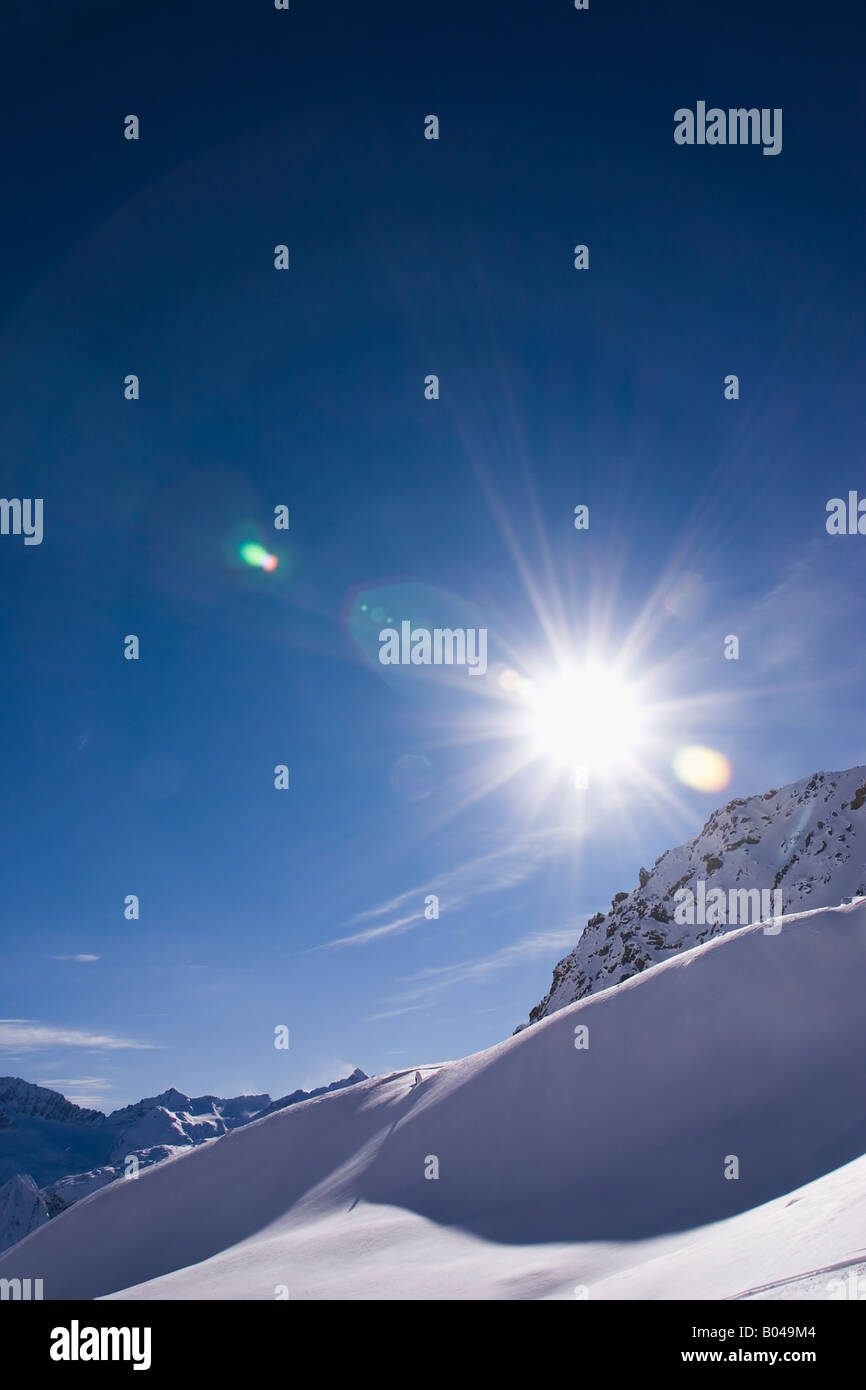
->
520, 764, 866, 1026
0, 1174, 50, 1252
0, 1070, 367, 1256
1, 898, 864, 1300
0, 1078, 267, 1193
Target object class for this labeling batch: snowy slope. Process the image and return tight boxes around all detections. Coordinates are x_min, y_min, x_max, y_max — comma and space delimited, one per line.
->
0, 1174, 50, 1252
522, 764, 866, 1025
2, 900, 864, 1301
0, 1080, 261, 1189
0, 1071, 367, 1255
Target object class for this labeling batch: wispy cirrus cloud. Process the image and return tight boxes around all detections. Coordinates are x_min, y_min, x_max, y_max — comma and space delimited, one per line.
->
366, 1003, 431, 1022
377, 925, 583, 1010
51, 954, 100, 963
736, 541, 866, 685
39, 1078, 113, 1110
319, 828, 573, 950
0, 1020, 154, 1052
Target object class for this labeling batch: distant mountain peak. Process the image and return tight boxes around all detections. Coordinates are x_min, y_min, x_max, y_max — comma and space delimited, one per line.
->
0, 1077, 103, 1127
0, 1067, 368, 1256
259, 1068, 369, 1119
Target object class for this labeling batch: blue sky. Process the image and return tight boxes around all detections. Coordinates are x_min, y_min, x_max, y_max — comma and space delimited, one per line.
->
0, 0, 863, 1110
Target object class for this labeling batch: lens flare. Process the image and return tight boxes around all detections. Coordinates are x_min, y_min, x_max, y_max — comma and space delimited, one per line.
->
240, 542, 278, 571
663, 571, 708, 620
672, 745, 732, 793
389, 753, 434, 802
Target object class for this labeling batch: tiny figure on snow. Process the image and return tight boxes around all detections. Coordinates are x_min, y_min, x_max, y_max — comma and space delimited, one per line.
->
413, 1071, 422, 1087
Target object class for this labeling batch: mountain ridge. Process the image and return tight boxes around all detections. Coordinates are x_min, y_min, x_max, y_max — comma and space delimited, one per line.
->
2, 899, 864, 1300
520, 763, 866, 1028
0, 1068, 367, 1256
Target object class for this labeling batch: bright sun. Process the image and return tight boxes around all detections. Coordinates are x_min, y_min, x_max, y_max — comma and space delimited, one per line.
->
520, 662, 647, 777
